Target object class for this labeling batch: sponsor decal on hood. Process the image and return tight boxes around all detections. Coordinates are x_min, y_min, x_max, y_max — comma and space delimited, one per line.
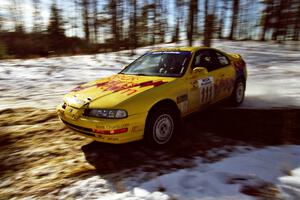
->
72, 74, 168, 96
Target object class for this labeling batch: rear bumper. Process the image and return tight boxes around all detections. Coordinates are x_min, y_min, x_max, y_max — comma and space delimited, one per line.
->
57, 106, 147, 144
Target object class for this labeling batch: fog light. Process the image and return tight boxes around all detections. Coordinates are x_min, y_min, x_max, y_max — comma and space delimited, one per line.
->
92, 128, 128, 135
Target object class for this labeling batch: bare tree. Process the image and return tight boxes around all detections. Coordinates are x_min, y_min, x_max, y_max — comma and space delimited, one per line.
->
187, 0, 198, 46
0, 12, 4, 31
272, 0, 289, 41
67, 0, 80, 37
140, 1, 150, 45
203, 0, 215, 47
229, 0, 239, 40
92, 0, 98, 43
150, 3, 156, 44
217, 0, 227, 39
9, 0, 24, 32
31, 0, 43, 32
158, 0, 167, 43
260, 0, 273, 41
129, 0, 138, 54
82, 0, 90, 43
118, 0, 125, 42
293, 0, 300, 41
47, 1, 65, 37
172, 0, 184, 42
108, 0, 119, 50
0, 18, 3, 31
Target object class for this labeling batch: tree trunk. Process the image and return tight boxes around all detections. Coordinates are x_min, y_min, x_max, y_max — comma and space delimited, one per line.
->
272, 0, 285, 41
82, 0, 90, 43
218, 0, 227, 39
203, 0, 214, 47
173, 18, 180, 42
229, 0, 239, 40
152, 3, 157, 44
31, 0, 42, 32
293, 1, 300, 41
10, 0, 24, 32
130, 0, 137, 54
110, 0, 119, 50
92, 0, 98, 43
158, 1, 167, 43
187, 0, 197, 46
141, 2, 149, 45
260, 0, 272, 41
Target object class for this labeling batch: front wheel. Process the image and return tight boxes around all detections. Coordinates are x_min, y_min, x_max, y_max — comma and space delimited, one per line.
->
145, 107, 179, 148
230, 79, 245, 106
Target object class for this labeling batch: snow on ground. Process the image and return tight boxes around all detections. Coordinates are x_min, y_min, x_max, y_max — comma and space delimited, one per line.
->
1, 40, 300, 199
58, 145, 300, 200
0, 40, 300, 109
0, 53, 131, 109
214, 41, 300, 108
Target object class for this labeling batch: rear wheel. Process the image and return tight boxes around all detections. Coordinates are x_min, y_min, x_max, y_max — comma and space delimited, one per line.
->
145, 106, 179, 148
230, 78, 245, 106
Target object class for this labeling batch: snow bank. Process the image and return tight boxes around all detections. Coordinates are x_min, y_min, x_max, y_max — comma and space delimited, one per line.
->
1, 40, 300, 109
59, 145, 300, 199
214, 40, 300, 108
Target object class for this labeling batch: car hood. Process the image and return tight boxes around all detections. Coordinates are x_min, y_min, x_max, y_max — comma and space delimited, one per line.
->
64, 74, 176, 109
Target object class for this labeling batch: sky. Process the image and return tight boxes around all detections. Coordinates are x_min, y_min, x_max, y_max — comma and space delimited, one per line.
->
0, 0, 262, 40
0, 0, 50, 32
0, 0, 179, 39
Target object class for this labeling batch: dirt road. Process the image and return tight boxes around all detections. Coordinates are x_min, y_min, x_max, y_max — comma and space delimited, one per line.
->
0, 107, 256, 199
1, 107, 299, 199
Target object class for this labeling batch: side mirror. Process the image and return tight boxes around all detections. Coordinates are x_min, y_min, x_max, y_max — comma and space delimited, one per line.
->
192, 67, 208, 75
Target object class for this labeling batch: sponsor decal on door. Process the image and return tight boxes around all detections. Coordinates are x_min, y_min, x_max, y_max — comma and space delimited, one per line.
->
197, 77, 214, 104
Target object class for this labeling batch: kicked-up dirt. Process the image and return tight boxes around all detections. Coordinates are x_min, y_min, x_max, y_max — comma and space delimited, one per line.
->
0, 108, 94, 199
1, 107, 299, 199
0, 107, 254, 199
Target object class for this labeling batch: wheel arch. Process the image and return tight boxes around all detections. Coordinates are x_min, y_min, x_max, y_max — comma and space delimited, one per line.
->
145, 98, 180, 129
236, 75, 246, 87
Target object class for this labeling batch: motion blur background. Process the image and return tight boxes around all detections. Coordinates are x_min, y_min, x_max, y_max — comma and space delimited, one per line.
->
0, 0, 299, 58
1, 1, 300, 199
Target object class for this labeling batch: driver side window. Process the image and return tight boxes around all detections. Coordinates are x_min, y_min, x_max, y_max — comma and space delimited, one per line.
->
193, 50, 216, 72
193, 50, 230, 72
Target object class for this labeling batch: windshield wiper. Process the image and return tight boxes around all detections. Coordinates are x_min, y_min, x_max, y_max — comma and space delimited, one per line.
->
132, 73, 148, 76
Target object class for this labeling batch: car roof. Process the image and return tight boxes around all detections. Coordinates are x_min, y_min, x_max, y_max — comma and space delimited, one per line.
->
150, 46, 213, 53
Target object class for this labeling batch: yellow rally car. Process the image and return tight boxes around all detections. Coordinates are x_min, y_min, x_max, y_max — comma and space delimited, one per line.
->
57, 47, 247, 146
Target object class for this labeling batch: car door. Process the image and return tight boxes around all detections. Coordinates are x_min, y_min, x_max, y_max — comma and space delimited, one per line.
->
187, 49, 235, 112
211, 50, 235, 102
187, 50, 215, 112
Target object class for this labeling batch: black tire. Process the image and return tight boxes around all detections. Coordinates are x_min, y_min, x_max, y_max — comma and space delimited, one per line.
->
230, 78, 245, 106
145, 106, 180, 148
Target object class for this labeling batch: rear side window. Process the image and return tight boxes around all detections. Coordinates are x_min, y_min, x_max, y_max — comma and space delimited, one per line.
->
216, 52, 230, 66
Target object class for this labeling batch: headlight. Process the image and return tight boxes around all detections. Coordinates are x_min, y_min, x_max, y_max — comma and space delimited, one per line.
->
84, 109, 128, 119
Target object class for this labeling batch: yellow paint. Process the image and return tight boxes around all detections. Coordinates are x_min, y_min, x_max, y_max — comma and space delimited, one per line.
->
57, 47, 246, 144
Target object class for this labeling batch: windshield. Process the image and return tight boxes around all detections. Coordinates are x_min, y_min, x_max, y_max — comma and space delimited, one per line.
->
120, 51, 192, 77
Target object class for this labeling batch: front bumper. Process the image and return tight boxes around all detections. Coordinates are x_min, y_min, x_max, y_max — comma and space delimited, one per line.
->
57, 106, 147, 144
